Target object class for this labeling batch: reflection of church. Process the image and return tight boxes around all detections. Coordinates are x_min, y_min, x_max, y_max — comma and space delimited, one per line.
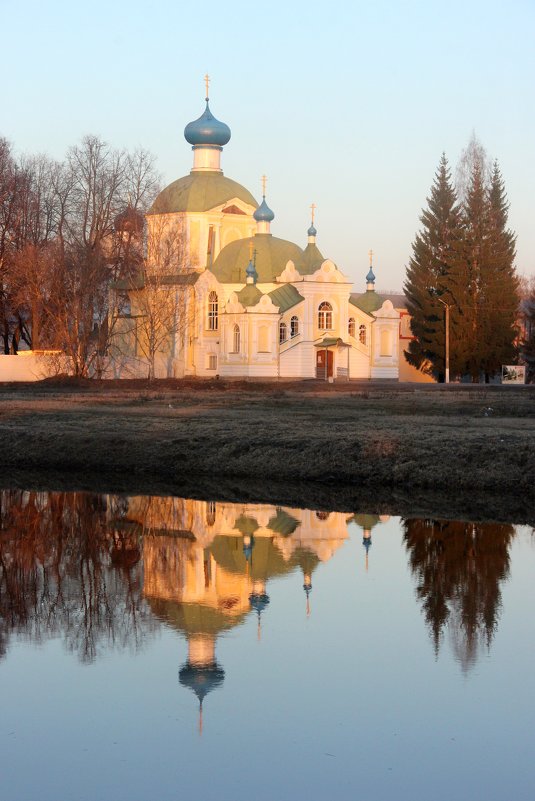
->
0, 489, 516, 698
124, 496, 354, 725
112, 78, 428, 382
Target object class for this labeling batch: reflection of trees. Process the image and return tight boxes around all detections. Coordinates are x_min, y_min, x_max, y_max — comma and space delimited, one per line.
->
403, 518, 515, 670
0, 490, 157, 662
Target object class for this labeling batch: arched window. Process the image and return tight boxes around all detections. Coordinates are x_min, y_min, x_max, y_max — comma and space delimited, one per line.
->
206, 501, 216, 527
359, 324, 367, 345
318, 301, 333, 330
290, 316, 299, 338
380, 329, 392, 356
233, 324, 241, 353
208, 291, 218, 330
279, 321, 288, 344
348, 317, 356, 337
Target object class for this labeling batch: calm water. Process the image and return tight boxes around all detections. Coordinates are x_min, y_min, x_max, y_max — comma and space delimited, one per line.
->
0, 491, 534, 801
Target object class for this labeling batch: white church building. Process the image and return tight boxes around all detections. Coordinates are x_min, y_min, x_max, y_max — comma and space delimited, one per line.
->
112, 85, 424, 382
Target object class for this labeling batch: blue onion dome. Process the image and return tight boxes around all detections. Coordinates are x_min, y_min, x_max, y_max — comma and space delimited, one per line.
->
366, 266, 376, 283
249, 592, 270, 615
308, 223, 317, 237
253, 197, 275, 223
184, 101, 231, 147
179, 661, 225, 704
245, 258, 258, 282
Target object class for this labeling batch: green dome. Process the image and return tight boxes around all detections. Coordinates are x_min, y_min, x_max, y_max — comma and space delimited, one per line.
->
148, 597, 248, 637
148, 172, 257, 215
211, 234, 305, 283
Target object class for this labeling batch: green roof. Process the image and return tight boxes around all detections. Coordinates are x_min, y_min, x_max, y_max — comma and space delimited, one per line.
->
350, 290, 383, 314
148, 171, 257, 214
301, 242, 325, 274
315, 337, 350, 348
210, 535, 297, 583
113, 271, 200, 291
233, 514, 260, 536
267, 509, 300, 536
352, 514, 381, 531
148, 597, 248, 637
211, 234, 306, 283
236, 284, 263, 308
268, 284, 304, 313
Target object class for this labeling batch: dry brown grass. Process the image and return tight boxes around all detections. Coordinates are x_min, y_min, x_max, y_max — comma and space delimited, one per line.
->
1, 378, 535, 521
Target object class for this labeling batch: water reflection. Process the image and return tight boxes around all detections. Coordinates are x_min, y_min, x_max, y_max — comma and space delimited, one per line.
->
403, 518, 515, 670
0, 490, 518, 695
0, 490, 156, 662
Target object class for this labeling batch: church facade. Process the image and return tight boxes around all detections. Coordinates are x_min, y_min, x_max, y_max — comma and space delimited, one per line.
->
112, 87, 425, 382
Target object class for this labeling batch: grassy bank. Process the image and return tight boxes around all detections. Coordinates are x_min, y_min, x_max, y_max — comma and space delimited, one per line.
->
1, 378, 535, 522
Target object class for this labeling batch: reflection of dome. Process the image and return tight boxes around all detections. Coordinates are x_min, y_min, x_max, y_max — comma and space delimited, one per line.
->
148, 597, 248, 638
211, 535, 297, 583
234, 514, 259, 536
179, 661, 225, 704
352, 514, 381, 531
212, 234, 305, 283
184, 101, 231, 147
148, 173, 257, 215
249, 591, 270, 615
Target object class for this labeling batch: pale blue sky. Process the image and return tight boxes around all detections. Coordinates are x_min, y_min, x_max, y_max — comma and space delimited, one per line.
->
2, 0, 533, 289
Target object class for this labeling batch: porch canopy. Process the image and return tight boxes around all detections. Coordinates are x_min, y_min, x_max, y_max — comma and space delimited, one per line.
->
314, 337, 351, 380
314, 337, 351, 348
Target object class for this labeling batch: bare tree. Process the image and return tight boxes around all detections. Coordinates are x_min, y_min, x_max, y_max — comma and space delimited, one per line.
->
122, 215, 193, 379
0, 134, 159, 373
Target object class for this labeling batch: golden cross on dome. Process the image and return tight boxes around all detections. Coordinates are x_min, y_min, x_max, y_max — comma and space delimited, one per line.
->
204, 73, 210, 100
249, 240, 254, 259
368, 248, 374, 266
310, 202, 316, 224
261, 174, 267, 197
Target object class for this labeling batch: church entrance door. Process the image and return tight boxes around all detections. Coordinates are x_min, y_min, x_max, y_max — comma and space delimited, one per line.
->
316, 349, 333, 379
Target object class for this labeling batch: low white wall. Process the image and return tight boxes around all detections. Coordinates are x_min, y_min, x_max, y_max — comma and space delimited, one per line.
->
0, 351, 63, 382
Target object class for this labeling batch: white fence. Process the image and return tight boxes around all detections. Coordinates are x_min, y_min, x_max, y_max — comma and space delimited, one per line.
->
0, 351, 63, 382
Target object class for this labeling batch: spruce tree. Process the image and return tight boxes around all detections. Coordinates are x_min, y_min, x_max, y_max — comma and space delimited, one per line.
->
404, 155, 465, 380
460, 158, 518, 381
485, 161, 518, 376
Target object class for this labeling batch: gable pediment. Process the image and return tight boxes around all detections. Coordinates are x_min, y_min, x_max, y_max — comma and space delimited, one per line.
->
196, 269, 221, 293
277, 260, 302, 283
372, 299, 400, 319
306, 259, 350, 283
222, 204, 246, 215
210, 197, 255, 215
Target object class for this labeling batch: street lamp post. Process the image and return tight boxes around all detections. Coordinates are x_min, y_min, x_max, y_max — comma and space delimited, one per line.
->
437, 298, 450, 384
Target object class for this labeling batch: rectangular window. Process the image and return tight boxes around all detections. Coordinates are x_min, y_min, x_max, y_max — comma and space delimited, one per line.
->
208, 354, 217, 371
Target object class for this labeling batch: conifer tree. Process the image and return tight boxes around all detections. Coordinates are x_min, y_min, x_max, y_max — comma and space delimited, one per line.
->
460, 157, 518, 380
406, 142, 519, 383
404, 155, 465, 380
484, 161, 518, 375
